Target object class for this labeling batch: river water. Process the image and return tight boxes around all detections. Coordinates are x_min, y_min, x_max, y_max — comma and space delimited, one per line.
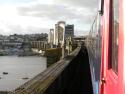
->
0, 56, 47, 91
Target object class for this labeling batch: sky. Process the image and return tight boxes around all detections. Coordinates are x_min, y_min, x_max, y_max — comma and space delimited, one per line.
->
0, 0, 99, 36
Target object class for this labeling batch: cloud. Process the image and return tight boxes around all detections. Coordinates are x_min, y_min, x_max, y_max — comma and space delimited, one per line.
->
17, 2, 97, 35
0, 5, 55, 35
0, 0, 98, 35
55, 0, 98, 9
0, 24, 49, 35
18, 1, 96, 21
18, 4, 81, 20
18, 4, 95, 23
33, 0, 98, 9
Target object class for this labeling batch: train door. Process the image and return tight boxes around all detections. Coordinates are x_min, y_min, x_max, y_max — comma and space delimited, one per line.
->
100, 0, 119, 94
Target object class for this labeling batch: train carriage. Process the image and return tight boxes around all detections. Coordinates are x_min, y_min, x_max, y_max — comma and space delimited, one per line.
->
86, 0, 125, 94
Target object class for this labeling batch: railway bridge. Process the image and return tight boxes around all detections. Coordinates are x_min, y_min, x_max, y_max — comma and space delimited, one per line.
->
8, 45, 98, 94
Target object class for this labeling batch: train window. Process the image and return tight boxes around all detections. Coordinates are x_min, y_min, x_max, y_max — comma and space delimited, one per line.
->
111, 0, 119, 73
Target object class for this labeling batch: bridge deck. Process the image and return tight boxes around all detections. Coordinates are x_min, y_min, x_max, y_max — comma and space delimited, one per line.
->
9, 46, 93, 94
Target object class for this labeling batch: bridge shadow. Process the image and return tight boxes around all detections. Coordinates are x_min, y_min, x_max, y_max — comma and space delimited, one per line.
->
45, 46, 93, 94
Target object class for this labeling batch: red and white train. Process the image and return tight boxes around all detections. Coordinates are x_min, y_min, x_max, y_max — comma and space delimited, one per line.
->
87, 0, 125, 94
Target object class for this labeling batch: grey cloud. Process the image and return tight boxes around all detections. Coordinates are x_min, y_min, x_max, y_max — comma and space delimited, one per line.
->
17, 0, 97, 35
55, 0, 98, 9
4, 24, 49, 35
75, 30, 89, 36
18, 4, 80, 20
18, 4, 95, 23
26, 26, 49, 34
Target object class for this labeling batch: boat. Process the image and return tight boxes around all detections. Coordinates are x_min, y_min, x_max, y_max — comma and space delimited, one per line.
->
3, 72, 8, 75
22, 77, 29, 80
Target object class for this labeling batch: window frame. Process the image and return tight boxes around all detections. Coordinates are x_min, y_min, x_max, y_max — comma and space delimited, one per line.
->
108, 0, 119, 74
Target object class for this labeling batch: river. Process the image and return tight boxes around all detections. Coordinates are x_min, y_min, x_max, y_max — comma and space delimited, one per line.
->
0, 56, 47, 91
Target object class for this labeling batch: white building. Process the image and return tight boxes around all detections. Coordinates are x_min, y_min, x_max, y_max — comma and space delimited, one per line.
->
54, 21, 66, 46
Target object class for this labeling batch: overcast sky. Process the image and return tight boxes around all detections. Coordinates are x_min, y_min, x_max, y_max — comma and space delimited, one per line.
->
0, 0, 99, 36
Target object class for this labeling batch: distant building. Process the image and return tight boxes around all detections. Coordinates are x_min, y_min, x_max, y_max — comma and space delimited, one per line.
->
48, 21, 74, 51
48, 29, 54, 45
47, 21, 75, 57
55, 24, 59, 45
58, 26, 64, 44
65, 25, 74, 38
55, 21, 66, 46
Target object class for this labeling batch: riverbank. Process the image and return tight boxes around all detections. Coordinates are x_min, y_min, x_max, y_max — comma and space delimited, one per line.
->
0, 49, 41, 57
0, 91, 10, 94
17, 51, 40, 56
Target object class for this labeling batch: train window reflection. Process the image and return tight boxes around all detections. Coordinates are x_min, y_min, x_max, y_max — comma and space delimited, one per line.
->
111, 0, 119, 73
